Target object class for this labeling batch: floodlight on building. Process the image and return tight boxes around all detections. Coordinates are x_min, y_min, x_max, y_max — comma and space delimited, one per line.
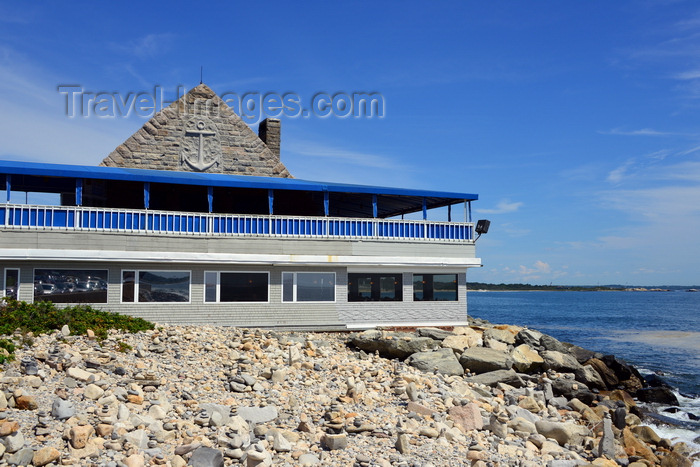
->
475, 219, 490, 241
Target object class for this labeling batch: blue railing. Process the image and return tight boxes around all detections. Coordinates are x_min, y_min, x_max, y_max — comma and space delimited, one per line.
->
0, 204, 473, 242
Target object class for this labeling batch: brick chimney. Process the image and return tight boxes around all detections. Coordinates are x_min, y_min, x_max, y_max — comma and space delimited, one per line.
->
258, 118, 281, 161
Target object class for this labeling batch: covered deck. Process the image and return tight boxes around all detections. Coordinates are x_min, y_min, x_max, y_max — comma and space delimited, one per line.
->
0, 160, 478, 243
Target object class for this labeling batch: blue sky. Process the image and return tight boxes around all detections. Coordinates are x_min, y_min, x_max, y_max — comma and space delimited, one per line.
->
1, 1, 699, 286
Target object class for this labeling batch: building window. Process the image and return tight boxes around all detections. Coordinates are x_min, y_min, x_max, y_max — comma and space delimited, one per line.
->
33, 269, 108, 303
204, 272, 269, 302
204, 271, 217, 303
121, 270, 190, 303
4, 268, 19, 300
348, 273, 402, 301
413, 274, 458, 301
282, 272, 335, 302
122, 271, 135, 302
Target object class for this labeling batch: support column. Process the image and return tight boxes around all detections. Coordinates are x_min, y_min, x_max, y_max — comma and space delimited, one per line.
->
323, 191, 329, 216
268, 189, 274, 215
448, 204, 452, 222
144, 182, 150, 209
76, 179, 83, 206
372, 194, 378, 218
5, 175, 10, 203
422, 197, 427, 220
208, 186, 214, 213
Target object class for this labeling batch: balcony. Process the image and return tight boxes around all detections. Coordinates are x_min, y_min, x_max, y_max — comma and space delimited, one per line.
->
0, 204, 474, 243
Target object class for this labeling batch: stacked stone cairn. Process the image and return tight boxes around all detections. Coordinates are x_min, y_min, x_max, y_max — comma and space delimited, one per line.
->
0, 319, 697, 466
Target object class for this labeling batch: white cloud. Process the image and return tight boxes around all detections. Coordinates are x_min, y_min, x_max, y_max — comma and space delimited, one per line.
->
519, 260, 551, 276
286, 139, 402, 170
476, 199, 523, 214
677, 145, 700, 156
108, 33, 176, 60
606, 149, 693, 184
500, 260, 568, 282
0, 45, 137, 164
607, 160, 633, 184
601, 184, 700, 223
674, 69, 700, 80
593, 157, 700, 278
599, 127, 677, 136
499, 222, 531, 238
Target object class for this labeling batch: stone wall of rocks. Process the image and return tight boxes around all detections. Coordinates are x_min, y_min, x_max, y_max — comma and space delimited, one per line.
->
99, 84, 292, 179
0, 320, 696, 466
257, 119, 280, 161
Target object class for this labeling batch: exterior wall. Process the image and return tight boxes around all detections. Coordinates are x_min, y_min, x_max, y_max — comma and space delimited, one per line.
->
0, 230, 477, 264
4, 260, 345, 328
1, 260, 470, 330
337, 271, 468, 328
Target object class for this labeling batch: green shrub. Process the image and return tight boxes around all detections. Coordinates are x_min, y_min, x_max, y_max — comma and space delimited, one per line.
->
0, 338, 15, 364
116, 341, 133, 353
0, 298, 154, 340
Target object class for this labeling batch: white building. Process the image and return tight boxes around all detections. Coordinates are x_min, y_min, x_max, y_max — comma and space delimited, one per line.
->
0, 84, 482, 329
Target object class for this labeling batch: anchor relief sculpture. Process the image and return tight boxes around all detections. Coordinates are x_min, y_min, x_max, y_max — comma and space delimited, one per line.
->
180, 119, 222, 171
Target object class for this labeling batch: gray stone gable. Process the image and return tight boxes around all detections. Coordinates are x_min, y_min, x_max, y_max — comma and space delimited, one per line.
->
100, 84, 292, 178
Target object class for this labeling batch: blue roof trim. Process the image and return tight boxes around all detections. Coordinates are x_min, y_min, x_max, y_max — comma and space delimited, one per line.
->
0, 160, 478, 201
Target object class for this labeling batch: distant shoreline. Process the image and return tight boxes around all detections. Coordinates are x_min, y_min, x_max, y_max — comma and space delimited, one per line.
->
467, 282, 700, 292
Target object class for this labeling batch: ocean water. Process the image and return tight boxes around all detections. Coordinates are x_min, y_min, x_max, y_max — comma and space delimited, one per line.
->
468, 290, 700, 453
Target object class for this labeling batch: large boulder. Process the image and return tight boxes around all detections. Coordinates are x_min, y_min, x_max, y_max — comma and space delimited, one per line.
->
508, 417, 537, 434
635, 387, 679, 406
535, 420, 589, 447
601, 355, 645, 392
564, 343, 603, 364
236, 406, 278, 425
459, 348, 513, 374
405, 348, 464, 376
416, 327, 454, 341
510, 344, 544, 373
541, 350, 583, 374
549, 375, 595, 403
448, 403, 484, 432
482, 326, 518, 345
539, 334, 569, 353
441, 335, 474, 353
483, 338, 508, 352
464, 369, 524, 388
622, 427, 660, 464
452, 327, 483, 347
514, 328, 543, 348
350, 331, 440, 359
188, 446, 224, 467
631, 425, 662, 445
576, 365, 606, 390
585, 358, 619, 388
644, 373, 673, 388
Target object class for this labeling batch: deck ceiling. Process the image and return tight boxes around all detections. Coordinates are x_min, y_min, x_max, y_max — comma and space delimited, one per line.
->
0, 160, 478, 219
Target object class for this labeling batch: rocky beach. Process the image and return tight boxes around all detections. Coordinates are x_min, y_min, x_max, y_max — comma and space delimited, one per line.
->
0, 318, 698, 467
